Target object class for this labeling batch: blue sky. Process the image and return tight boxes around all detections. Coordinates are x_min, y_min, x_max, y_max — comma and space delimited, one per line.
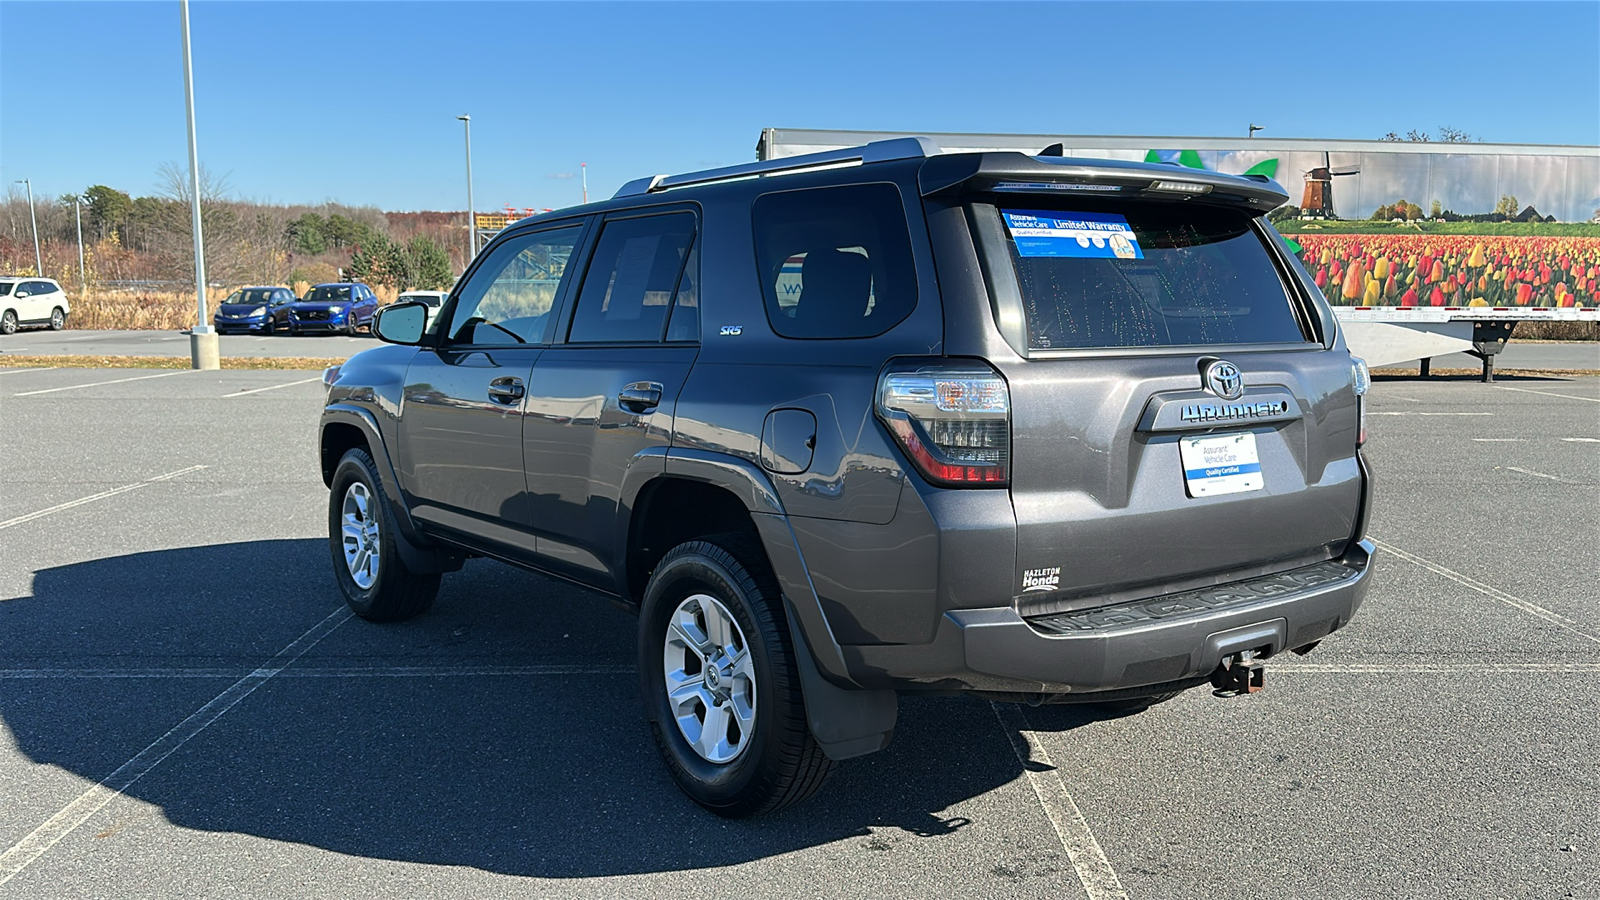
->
3, 1, 1596, 212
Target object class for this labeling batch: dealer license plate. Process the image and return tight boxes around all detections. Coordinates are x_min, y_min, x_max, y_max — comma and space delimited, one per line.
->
1180, 432, 1263, 497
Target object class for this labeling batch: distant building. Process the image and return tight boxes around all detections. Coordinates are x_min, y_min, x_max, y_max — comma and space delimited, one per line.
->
758, 129, 1600, 223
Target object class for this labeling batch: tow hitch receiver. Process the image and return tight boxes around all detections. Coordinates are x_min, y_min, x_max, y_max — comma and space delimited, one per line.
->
1212, 651, 1265, 697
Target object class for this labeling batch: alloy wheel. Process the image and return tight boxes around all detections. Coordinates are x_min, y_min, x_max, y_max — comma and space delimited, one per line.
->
340, 481, 381, 589
663, 593, 756, 764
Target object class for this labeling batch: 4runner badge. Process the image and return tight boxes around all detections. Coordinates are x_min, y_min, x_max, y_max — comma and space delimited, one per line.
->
719, 325, 743, 336
1022, 566, 1062, 592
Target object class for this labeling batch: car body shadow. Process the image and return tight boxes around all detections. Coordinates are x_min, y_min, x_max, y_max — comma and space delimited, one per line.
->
1, 540, 1116, 878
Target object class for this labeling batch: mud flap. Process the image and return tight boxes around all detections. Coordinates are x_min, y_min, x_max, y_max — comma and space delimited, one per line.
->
785, 601, 897, 760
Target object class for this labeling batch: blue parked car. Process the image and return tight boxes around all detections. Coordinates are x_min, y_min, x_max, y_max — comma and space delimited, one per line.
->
213, 286, 296, 334
288, 282, 379, 335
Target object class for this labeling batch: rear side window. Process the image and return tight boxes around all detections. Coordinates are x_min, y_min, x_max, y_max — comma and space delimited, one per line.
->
995, 203, 1308, 350
568, 212, 695, 343
753, 183, 916, 339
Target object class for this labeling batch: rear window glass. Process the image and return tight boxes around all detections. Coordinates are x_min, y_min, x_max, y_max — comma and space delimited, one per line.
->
753, 183, 916, 339
995, 203, 1307, 350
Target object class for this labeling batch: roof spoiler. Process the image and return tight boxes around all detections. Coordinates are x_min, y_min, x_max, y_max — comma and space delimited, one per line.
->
917, 152, 1289, 213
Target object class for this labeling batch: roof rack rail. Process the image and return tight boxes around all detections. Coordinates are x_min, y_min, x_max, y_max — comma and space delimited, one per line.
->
613, 136, 940, 199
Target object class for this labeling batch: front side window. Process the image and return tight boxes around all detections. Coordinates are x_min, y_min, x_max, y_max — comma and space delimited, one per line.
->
567, 212, 695, 343
994, 202, 1309, 351
448, 224, 582, 344
752, 183, 917, 339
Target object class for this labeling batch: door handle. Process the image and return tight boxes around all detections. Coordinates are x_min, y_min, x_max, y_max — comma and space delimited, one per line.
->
487, 376, 525, 404
618, 381, 664, 413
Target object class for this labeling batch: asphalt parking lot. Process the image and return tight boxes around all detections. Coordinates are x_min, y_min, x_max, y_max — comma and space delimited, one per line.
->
0, 366, 1596, 900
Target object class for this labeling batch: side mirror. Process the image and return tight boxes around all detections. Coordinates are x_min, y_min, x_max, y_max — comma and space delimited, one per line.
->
14, 291, 28, 299
372, 301, 429, 345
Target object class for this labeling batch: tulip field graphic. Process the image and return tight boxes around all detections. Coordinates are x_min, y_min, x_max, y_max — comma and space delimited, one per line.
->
1290, 234, 1598, 308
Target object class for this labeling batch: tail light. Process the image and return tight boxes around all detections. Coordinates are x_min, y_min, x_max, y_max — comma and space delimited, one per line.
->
877, 363, 1010, 486
1350, 355, 1371, 447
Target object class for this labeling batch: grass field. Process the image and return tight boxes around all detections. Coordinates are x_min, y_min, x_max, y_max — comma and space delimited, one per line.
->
0, 355, 344, 370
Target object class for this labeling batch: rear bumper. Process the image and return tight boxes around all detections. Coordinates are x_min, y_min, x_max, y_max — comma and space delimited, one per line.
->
842, 540, 1373, 695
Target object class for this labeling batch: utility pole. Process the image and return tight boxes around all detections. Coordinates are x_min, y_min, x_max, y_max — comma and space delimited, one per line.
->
581, 162, 588, 205
74, 197, 86, 291
457, 115, 475, 259
181, 0, 218, 369
15, 179, 41, 275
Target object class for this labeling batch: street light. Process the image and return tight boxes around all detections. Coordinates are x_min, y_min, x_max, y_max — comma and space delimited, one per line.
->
1248, 123, 1265, 139
180, 0, 218, 370
73, 196, 86, 291
457, 115, 475, 260
14, 179, 41, 276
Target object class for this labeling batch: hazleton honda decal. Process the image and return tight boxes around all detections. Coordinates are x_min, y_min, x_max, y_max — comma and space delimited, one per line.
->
1180, 400, 1290, 423
1022, 566, 1062, 592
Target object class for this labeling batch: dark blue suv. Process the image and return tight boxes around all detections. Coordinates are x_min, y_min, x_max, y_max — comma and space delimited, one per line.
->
289, 283, 379, 335
214, 286, 296, 334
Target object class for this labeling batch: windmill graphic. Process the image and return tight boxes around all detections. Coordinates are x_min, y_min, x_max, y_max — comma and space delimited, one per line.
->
1300, 151, 1360, 218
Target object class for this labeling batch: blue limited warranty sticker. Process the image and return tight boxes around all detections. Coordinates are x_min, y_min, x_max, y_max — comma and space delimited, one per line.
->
1002, 210, 1145, 259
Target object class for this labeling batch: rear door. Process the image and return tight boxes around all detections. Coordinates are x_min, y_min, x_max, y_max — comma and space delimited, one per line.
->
964, 197, 1362, 610
523, 208, 700, 590
398, 221, 588, 556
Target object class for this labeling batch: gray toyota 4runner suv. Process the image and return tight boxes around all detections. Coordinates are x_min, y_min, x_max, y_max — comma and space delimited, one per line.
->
319, 137, 1375, 817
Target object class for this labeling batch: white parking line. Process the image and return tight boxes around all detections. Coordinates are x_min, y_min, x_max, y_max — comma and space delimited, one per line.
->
0, 366, 51, 375
1278, 663, 1600, 673
1371, 538, 1600, 646
1504, 465, 1578, 483
0, 608, 353, 886
11, 370, 187, 396
1563, 437, 1600, 443
1496, 385, 1600, 404
1371, 412, 1493, 416
0, 664, 634, 679
992, 702, 1128, 900
1472, 438, 1524, 442
221, 376, 322, 398
0, 465, 207, 531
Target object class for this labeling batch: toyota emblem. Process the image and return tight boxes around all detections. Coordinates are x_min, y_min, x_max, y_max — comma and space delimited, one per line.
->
1203, 360, 1245, 400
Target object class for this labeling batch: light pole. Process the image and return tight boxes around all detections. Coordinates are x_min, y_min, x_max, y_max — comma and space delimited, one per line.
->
73, 196, 86, 292
180, 0, 218, 369
457, 115, 475, 259
1248, 123, 1265, 139
581, 162, 588, 205
14, 179, 41, 276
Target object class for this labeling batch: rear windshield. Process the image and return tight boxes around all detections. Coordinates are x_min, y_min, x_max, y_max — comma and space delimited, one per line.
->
991, 202, 1308, 350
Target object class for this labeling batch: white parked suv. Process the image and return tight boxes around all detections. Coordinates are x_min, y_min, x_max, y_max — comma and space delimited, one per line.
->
0, 277, 70, 334
395, 290, 449, 331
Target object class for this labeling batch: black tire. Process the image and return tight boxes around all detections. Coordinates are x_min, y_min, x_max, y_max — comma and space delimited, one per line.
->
327, 448, 440, 622
262, 316, 274, 335
48, 307, 65, 330
639, 533, 836, 818
288, 322, 299, 336
0, 310, 16, 335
